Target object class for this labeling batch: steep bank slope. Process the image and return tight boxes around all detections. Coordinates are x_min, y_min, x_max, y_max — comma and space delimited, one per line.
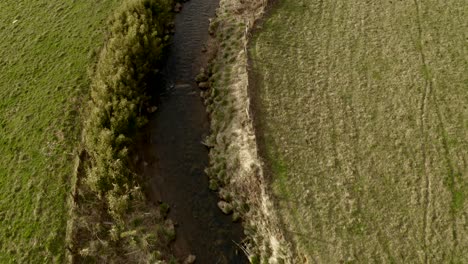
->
202, 0, 293, 262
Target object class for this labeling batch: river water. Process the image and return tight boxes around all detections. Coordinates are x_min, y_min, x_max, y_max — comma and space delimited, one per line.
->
138, 0, 248, 263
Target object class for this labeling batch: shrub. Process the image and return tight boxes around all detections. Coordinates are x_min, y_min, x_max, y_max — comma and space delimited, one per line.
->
74, 0, 175, 262
85, 0, 173, 197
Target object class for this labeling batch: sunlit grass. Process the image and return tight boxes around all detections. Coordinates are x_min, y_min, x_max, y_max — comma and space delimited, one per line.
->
0, 1, 118, 262
251, 0, 467, 262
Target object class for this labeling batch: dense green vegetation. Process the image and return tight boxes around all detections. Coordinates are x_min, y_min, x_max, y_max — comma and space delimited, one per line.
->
251, 0, 467, 262
0, 0, 177, 261
0, 1, 118, 262
85, 0, 172, 200
71, 0, 176, 262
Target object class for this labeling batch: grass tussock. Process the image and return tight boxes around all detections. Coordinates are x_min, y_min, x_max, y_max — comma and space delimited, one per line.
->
199, 0, 293, 262
69, 0, 176, 262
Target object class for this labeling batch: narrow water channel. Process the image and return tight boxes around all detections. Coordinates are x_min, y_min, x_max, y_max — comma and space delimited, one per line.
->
138, 0, 248, 263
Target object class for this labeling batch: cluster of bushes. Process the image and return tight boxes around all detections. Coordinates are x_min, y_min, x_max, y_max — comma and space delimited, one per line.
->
71, 0, 176, 262
85, 0, 172, 197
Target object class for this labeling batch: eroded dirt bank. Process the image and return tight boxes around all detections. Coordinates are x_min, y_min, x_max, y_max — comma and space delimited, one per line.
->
137, 0, 247, 263
198, 0, 293, 262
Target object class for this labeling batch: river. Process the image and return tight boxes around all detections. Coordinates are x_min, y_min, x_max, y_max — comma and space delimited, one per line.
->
137, 0, 248, 263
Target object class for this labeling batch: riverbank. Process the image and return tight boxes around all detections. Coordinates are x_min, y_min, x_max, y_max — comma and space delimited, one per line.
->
68, 1, 177, 262
201, 0, 293, 262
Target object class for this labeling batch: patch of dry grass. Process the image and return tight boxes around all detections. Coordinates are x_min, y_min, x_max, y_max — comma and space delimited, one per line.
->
250, 0, 467, 262
202, 0, 293, 262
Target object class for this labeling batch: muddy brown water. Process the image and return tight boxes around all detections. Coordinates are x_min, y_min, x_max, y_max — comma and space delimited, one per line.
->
138, 0, 248, 263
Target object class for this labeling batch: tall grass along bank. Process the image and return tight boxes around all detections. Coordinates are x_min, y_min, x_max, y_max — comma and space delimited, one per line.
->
200, 0, 293, 262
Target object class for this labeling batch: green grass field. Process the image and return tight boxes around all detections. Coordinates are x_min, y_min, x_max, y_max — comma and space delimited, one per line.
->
0, 1, 117, 262
251, 0, 467, 262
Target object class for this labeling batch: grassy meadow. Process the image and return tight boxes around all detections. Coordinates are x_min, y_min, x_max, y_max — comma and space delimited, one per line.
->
0, 1, 118, 262
251, 0, 467, 262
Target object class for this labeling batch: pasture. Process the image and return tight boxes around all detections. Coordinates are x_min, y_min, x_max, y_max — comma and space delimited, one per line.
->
250, 0, 467, 262
0, 1, 117, 262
